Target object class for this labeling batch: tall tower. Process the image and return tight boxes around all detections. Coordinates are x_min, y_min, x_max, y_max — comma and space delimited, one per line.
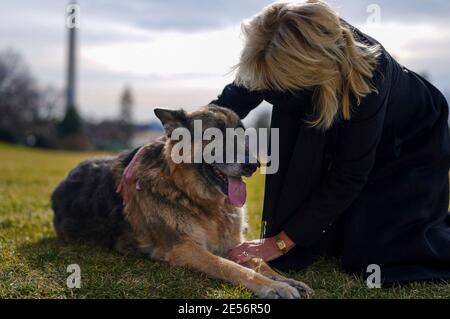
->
58, 2, 87, 150
66, 1, 78, 109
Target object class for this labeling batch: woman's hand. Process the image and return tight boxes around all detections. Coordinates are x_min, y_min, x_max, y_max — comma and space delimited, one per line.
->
228, 232, 296, 264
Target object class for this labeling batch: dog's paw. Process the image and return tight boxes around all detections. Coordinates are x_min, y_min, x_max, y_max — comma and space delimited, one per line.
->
257, 282, 302, 299
280, 279, 314, 299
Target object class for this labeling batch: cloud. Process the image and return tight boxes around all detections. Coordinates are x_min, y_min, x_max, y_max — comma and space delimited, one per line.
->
82, 26, 242, 81
80, 0, 450, 33
79, 0, 274, 32
0, 0, 449, 121
329, 0, 450, 25
358, 21, 450, 90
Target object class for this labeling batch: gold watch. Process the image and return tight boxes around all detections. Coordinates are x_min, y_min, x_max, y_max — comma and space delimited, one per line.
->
274, 236, 288, 254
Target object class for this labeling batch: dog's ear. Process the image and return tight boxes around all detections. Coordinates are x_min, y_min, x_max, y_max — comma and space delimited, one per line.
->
154, 108, 188, 135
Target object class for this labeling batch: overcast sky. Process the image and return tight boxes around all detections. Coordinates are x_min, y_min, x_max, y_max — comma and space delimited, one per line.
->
0, 0, 449, 123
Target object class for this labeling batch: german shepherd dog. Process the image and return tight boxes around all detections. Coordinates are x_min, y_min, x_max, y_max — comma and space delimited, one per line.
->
52, 105, 313, 299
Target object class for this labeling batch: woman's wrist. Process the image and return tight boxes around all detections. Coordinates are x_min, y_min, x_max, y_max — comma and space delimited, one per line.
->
272, 231, 296, 254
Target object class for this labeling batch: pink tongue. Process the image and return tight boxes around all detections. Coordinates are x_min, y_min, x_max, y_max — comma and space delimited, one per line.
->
227, 176, 247, 208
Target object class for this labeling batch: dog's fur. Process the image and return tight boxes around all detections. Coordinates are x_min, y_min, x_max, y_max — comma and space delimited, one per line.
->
52, 105, 312, 299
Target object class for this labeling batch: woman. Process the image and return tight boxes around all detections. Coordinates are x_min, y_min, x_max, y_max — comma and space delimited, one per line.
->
212, 0, 450, 283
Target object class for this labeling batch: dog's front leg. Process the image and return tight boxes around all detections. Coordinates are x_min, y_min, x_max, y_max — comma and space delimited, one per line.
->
242, 258, 314, 299
165, 240, 304, 299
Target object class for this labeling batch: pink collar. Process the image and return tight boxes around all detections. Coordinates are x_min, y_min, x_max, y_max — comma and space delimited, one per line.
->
116, 147, 146, 206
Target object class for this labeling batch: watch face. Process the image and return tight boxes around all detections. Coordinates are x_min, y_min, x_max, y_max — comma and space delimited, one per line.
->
276, 240, 286, 250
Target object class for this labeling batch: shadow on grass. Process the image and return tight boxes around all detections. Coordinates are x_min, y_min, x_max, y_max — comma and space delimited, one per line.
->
17, 237, 241, 299
13, 237, 450, 299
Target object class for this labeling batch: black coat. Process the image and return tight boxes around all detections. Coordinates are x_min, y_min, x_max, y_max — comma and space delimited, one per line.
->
212, 26, 450, 283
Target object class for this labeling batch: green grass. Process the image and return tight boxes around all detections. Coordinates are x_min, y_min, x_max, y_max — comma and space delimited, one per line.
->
0, 142, 449, 299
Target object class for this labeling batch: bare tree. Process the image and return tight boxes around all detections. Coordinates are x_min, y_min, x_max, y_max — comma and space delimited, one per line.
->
38, 86, 64, 121
0, 49, 68, 147
0, 49, 41, 141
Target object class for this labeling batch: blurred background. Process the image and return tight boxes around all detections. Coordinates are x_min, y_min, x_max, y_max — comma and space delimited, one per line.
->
0, 0, 449, 151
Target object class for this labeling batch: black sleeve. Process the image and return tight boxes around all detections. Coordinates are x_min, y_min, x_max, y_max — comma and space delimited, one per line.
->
284, 70, 390, 248
211, 83, 264, 119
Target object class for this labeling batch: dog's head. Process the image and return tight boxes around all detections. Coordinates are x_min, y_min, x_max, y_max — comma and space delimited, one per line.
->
154, 105, 259, 208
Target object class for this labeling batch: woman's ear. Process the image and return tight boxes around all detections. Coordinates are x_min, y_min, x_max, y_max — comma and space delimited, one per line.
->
154, 108, 189, 136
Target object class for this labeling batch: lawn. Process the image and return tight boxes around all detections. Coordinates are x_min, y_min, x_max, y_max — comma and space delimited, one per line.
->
0, 142, 449, 299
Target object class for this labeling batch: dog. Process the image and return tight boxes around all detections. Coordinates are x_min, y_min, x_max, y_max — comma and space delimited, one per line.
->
52, 104, 313, 299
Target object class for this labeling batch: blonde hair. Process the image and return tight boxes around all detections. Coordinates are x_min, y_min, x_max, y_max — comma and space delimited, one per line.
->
234, 0, 381, 129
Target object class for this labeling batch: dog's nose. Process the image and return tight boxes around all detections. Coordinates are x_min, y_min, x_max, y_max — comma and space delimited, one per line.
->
242, 162, 258, 176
